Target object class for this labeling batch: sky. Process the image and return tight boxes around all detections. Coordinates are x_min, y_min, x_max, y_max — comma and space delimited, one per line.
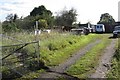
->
0, 0, 119, 24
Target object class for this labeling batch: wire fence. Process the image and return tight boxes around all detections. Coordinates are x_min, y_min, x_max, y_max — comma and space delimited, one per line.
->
1, 34, 41, 79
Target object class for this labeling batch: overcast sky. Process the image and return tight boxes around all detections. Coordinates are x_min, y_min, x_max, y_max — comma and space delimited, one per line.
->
0, 0, 119, 24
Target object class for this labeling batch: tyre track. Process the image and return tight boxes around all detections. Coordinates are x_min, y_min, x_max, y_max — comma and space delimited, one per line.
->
37, 39, 101, 79
89, 39, 117, 78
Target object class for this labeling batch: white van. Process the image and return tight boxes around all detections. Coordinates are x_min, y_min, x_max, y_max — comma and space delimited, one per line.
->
95, 24, 105, 33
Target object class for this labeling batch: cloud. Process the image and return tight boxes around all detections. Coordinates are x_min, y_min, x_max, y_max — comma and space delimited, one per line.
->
0, 0, 24, 5
11, 2, 24, 5
0, 0, 119, 23
1, 7, 12, 11
0, 0, 34, 21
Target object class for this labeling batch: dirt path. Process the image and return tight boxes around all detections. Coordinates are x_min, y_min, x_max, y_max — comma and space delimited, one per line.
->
37, 39, 101, 79
89, 39, 117, 78
50, 40, 101, 73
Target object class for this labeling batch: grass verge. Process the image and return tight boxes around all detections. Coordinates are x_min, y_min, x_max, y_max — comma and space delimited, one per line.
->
40, 34, 102, 66
107, 38, 120, 79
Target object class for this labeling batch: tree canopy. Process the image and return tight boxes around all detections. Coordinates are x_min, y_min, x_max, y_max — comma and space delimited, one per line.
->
6, 14, 18, 22
98, 13, 116, 32
55, 8, 77, 27
2, 5, 55, 32
29, 5, 54, 29
30, 5, 52, 16
98, 13, 115, 25
2, 5, 78, 32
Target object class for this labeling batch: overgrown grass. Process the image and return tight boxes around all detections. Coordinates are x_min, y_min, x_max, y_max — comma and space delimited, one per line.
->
66, 35, 111, 78
16, 69, 45, 80
40, 34, 102, 66
1, 31, 105, 79
107, 38, 120, 79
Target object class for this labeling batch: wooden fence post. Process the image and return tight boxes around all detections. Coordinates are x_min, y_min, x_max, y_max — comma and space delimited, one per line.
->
35, 21, 40, 64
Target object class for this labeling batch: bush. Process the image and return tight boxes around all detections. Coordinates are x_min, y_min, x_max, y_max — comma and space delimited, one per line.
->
48, 43, 58, 51
27, 59, 45, 71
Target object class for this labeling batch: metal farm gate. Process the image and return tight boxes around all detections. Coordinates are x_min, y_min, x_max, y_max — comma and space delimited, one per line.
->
1, 34, 41, 79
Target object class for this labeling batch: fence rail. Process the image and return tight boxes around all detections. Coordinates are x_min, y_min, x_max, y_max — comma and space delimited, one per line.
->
1, 41, 38, 48
1, 34, 40, 79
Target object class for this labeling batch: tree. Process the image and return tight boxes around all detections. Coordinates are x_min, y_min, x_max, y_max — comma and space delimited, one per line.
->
30, 5, 52, 16
55, 8, 77, 28
29, 5, 54, 29
13, 14, 18, 22
98, 13, 116, 32
2, 5, 54, 32
6, 14, 18, 22
2, 21, 18, 32
17, 16, 35, 30
98, 13, 115, 25
2, 14, 19, 32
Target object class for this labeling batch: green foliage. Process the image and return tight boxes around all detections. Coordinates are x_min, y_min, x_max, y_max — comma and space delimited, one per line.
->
30, 5, 52, 16
6, 14, 18, 22
29, 5, 54, 29
2, 32, 104, 79
47, 39, 70, 51
2, 14, 20, 32
2, 5, 78, 32
55, 8, 77, 27
2, 67, 22, 79
2, 5, 54, 32
97, 13, 116, 32
42, 13, 54, 28
16, 69, 45, 79
23, 5, 54, 29
27, 59, 45, 71
2, 22, 19, 32
40, 34, 101, 66
107, 49, 120, 79
18, 16, 35, 30
38, 19, 48, 29
98, 13, 115, 25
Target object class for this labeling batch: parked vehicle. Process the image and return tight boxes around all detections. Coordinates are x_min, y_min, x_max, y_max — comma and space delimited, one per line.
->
83, 27, 90, 35
71, 28, 83, 35
95, 24, 105, 33
113, 26, 120, 38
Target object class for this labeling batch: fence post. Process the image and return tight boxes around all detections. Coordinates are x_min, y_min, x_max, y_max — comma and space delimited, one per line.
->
35, 21, 40, 64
